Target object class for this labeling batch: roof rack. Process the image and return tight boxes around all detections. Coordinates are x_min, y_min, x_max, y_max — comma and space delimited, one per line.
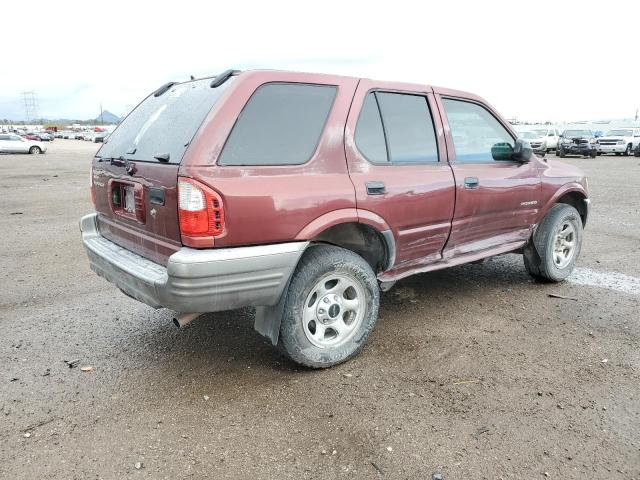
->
153, 82, 177, 97
210, 69, 240, 88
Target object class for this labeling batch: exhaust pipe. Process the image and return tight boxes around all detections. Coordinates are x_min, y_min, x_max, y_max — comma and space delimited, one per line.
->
173, 312, 201, 329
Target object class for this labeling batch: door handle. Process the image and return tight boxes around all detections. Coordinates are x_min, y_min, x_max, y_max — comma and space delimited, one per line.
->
366, 181, 386, 195
464, 177, 479, 189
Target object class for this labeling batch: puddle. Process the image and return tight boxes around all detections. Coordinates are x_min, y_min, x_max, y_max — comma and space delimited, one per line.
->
568, 267, 640, 295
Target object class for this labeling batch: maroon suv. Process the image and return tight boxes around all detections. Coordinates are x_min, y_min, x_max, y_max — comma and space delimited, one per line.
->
81, 69, 590, 368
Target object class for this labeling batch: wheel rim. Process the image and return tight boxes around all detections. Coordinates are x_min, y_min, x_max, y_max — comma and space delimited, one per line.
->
302, 273, 366, 349
553, 221, 577, 269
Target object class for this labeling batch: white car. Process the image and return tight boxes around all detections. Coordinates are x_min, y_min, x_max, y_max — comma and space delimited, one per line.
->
528, 127, 562, 152
0, 134, 47, 154
596, 127, 640, 156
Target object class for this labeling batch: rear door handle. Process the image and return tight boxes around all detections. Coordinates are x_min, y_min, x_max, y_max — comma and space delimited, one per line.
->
366, 181, 386, 195
464, 177, 479, 189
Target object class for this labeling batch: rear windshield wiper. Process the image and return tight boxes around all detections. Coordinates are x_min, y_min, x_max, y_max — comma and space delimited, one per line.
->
153, 153, 170, 163
96, 155, 126, 166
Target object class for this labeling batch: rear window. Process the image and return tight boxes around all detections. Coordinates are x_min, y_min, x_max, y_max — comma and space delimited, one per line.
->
98, 77, 234, 164
218, 83, 336, 166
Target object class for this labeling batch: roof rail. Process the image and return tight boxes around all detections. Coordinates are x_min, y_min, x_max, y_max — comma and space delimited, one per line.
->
153, 82, 177, 97
210, 69, 240, 88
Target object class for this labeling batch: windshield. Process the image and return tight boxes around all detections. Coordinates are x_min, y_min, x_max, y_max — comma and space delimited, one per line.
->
605, 129, 633, 137
98, 77, 234, 164
519, 131, 538, 139
563, 130, 591, 137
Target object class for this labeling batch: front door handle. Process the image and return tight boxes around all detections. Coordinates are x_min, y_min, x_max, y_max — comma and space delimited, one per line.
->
366, 181, 386, 195
464, 177, 479, 189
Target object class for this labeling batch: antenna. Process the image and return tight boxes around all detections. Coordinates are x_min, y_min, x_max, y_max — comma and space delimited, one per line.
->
21, 91, 39, 123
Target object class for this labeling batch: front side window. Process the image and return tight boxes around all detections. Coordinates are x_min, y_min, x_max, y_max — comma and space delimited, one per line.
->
219, 83, 336, 166
442, 98, 514, 163
355, 91, 439, 164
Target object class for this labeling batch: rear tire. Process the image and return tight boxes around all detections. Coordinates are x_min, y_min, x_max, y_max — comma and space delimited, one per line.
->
278, 245, 380, 368
29, 146, 41, 154
589, 150, 596, 158
524, 204, 583, 282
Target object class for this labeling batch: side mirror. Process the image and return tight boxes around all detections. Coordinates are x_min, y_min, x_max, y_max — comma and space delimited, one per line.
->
491, 142, 514, 161
512, 138, 533, 162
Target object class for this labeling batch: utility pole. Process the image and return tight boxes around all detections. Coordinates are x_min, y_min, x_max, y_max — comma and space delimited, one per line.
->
21, 91, 39, 124
99, 102, 104, 125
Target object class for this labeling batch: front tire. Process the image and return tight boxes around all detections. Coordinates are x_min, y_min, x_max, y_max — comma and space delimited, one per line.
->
557, 147, 565, 158
524, 204, 583, 282
278, 245, 380, 368
29, 146, 41, 154
624, 144, 632, 156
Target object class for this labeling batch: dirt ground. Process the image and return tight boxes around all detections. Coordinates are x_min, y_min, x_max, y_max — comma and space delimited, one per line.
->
1, 140, 639, 479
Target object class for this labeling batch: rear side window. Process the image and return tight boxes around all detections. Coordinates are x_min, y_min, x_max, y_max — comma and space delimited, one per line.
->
98, 77, 234, 164
355, 92, 439, 164
219, 83, 336, 166
442, 98, 514, 163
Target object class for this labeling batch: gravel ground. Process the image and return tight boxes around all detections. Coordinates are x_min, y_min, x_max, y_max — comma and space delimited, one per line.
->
1, 140, 639, 479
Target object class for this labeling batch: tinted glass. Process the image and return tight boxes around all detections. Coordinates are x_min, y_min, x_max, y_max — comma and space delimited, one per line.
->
442, 98, 514, 162
376, 92, 438, 163
98, 77, 234, 164
0, 135, 8, 140
219, 83, 336, 166
355, 93, 387, 163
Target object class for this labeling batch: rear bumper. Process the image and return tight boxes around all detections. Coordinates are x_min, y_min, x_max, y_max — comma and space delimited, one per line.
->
80, 213, 308, 312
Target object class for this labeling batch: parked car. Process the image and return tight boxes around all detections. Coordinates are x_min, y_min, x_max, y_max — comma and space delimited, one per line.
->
528, 127, 562, 152
519, 131, 546, 157
557, 129, 597, 158
0, 134, 47, 154
635, 143, 640, 157
80, 70, 590, 368
54, 132, 64, 138
74, 132, 87, 140
596, 127, 640, 156
23, 133, 40, 141
94, 131, 110, 143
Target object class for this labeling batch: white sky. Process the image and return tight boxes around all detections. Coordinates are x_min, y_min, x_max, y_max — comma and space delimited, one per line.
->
1, 0, 638, 122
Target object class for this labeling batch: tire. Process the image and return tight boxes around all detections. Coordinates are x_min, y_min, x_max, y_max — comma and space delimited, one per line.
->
29, 146, 41, 154
278, 245, 380, 368
590, 150, 596, 158
523, 204, 583, 282
624, 144, 632, 156
557, 148, 565, 158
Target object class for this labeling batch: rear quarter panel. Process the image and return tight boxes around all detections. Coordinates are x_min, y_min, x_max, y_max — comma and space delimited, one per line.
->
179, 71, 360, 246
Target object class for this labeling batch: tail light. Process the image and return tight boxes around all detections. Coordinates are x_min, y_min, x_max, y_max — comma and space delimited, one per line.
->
178, 177, 225, 247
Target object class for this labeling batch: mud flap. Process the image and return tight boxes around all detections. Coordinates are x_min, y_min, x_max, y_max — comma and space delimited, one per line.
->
254, 277, 292, 346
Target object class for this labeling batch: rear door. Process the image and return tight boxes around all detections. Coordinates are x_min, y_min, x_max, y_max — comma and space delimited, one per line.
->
92, 78, 234, 265
345, 80, 455, 270
436, 94, 541, 257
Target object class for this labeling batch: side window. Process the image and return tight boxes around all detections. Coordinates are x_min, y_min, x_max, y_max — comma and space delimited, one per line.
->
354, 91, 439, 164
219, 83, 336, 166
0, 135, 8, 140
355, 93, 387, 163
442, 98, 515, 163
